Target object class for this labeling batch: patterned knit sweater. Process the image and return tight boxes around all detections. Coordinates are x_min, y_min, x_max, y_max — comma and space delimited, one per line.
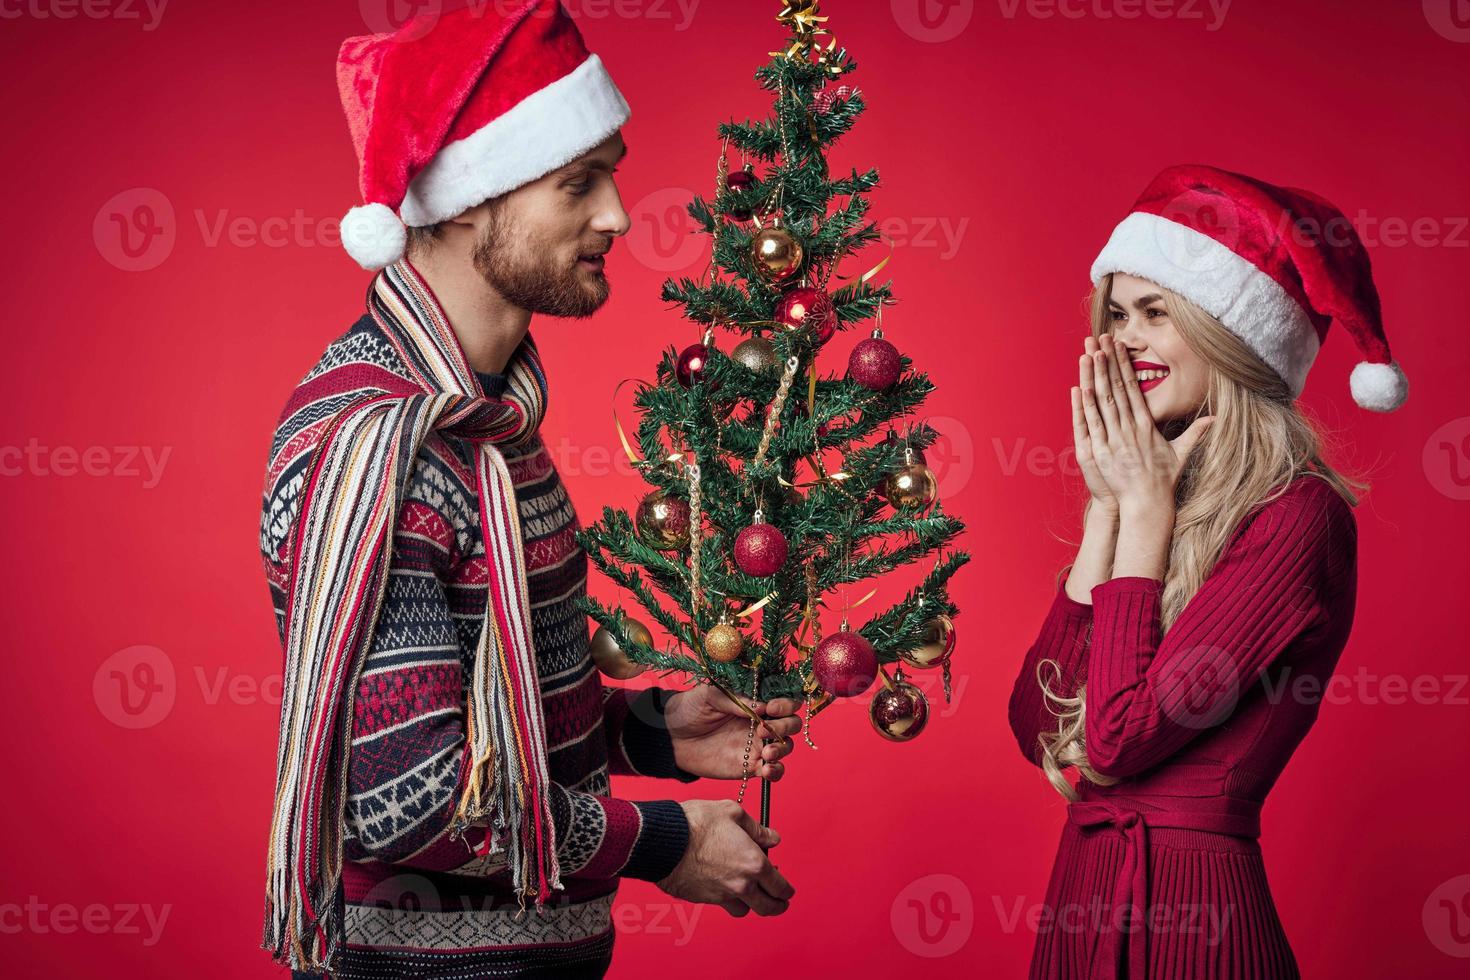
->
262, 314, 695, 979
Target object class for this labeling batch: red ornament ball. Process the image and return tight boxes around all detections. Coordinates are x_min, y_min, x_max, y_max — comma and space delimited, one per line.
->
635, 490, 692, 551
847, 335, 902, 390
676, 343, 710, 388
869, 679, 930, 741
733, 521, 788, 577
725, 168, 756, 221
812, 630, 879, 698
774, 286, 836, 344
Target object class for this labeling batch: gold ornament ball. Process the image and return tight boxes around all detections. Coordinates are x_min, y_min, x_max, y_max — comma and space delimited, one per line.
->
869, 679, 931, 742
635, 489, 692, 551
884, 461, 938, 511
749, 226, 804, 282
703, 623, 746, 664
589, 618, 654, 680
900, 614, 956, 670
731, 336, 779, 375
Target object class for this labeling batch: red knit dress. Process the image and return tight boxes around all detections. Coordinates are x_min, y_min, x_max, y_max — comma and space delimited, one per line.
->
1008, 476, 1358, 980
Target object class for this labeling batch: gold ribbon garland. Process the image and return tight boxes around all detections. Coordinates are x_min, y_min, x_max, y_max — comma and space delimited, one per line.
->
771, 1, 842, 75
773, 1, 828, 56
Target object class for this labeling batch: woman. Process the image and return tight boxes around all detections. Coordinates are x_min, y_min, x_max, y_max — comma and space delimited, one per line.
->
1008, 165, 1408, 979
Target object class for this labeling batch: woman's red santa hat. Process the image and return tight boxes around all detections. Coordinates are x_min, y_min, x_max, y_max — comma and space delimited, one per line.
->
335, 0, 630, 270
1090, 164, 1409, 412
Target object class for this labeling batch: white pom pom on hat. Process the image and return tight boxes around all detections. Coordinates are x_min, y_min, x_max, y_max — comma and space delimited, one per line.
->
1349, 360, 1409, 413
340, 203, 407, 271
1090, 164, 1408, 412
333, 0, 630, 271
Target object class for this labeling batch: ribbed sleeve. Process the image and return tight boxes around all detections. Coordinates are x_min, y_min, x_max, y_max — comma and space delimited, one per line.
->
623, 800, 692, 882
1008, 572, 1096, 767
1082, 479, 1355, 779
603, 687, 701, 782
545, 785, 690, 883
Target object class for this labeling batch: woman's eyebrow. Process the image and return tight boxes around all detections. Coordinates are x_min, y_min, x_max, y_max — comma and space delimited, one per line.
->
1111, 293, 1166, 309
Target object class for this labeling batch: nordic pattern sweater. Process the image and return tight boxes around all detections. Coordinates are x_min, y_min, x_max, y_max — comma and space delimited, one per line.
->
262, 315, 694, 979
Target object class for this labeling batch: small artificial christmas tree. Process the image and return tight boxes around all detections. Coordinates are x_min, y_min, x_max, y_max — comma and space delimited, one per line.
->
577, 0, 970, 820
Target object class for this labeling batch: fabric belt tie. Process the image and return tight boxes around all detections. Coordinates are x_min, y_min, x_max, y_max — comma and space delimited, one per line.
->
1066, 798, 1260, 980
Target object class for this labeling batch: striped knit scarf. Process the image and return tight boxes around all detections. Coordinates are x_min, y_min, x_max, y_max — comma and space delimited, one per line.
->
263, 260, 560, 972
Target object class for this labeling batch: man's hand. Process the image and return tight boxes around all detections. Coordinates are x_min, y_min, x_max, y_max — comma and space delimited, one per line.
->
656, 800, 794, 917
663, 684, 802, 781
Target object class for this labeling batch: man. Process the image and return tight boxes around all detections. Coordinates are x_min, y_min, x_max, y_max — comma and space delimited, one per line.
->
259, 3, 799, 976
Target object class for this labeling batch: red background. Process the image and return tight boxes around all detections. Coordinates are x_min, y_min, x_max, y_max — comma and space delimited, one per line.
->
2, 1, 1468, 976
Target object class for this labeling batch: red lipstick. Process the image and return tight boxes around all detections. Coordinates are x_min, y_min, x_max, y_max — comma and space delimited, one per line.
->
1130, 360, 1170, 393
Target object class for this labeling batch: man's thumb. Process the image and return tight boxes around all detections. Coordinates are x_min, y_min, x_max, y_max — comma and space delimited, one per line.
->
750, 821, 781, 849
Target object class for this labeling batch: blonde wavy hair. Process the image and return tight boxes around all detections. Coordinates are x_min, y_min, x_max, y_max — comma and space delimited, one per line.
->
1037, 274, 1364, 800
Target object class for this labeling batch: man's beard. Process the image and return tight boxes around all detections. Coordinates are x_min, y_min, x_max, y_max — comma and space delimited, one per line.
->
472, 204, 610, 318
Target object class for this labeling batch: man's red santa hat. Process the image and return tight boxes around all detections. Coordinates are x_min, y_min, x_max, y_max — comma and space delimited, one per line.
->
335, 0, 630, 270
1090, 165, 1408, 412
